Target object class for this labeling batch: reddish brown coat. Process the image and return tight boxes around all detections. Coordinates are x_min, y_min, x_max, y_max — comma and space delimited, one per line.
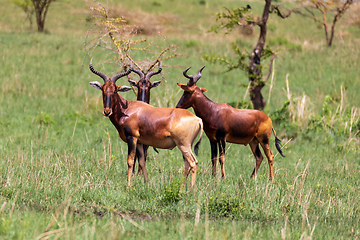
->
176, 67, 284, 180
89, 61, 203, 187
128, 62, 162, 174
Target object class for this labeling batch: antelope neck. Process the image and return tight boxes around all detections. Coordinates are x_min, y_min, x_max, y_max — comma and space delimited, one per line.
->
191, 92, 216, 120
109, 93, 129, 122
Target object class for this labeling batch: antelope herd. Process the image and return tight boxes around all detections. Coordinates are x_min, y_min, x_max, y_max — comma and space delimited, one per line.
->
89, 59, 285, 187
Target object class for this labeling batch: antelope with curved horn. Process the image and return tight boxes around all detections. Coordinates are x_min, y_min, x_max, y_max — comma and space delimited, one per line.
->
176, 66, 285, 180
89, 59, 203, 187
129, 61, 162, 103
128, 61, 162, 174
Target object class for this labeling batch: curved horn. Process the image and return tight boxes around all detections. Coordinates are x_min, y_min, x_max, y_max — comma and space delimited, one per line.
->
89, 58, 109, 82
146, 61, 162, 80
129, 61, 145, 80
193, 66, 205, 84
183, 67, 194, 80
110, 66, 132, 83
183, 66, 197, 85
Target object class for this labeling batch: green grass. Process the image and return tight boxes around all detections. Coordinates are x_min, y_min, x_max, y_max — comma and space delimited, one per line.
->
0, 0, 360, 239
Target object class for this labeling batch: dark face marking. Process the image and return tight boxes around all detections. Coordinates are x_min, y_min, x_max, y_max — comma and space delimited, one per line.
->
104, 95, 112, 109
135, 78, 152, 103
101, 81, 118, 117
138, 87, 149, 102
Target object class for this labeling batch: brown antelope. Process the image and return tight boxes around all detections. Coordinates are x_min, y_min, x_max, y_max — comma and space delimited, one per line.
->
128, 61, 162, 103
176, 66, 285, 180
89, 59, 203, 187
128, 62, 162, 174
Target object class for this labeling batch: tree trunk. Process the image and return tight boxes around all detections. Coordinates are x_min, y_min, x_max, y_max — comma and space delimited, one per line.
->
248, 0, 272, 110
31, 0, 52, 32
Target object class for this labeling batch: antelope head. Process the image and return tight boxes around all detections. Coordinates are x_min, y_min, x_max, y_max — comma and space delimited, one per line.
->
176, 66, 207, 109
128, 61, 162, 103
89, 58, 132, 117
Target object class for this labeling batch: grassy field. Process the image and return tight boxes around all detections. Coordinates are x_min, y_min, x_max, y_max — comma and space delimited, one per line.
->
0, 0, 360, 239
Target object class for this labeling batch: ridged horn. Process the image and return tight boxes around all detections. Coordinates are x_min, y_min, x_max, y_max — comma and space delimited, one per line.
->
146, 61, 162, 80
183, 67, 193, 79
89, 58, 109, 82
110, 65, 132, 83
193, 66, 205, 84
129, 61, 145, 79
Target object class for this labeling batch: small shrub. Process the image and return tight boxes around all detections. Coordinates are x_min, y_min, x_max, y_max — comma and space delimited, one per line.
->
159, 178, 182, 205
151, 1, 162, 7
205, 194, 240, 218
35, 111, 55, 126
199, 0, 206, 5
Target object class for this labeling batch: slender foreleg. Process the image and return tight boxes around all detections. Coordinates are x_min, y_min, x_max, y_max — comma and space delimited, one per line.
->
249, 139, 264, 179
136, 144, 149, 175
210, 141, 218, 177
260, 142, 275, 180
136, 143, 149, 182
178, 146, 198, 188
126, 135, 138, 187
218, 137, 226, 178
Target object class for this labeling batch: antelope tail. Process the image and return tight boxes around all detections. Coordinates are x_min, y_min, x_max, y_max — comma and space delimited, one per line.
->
272, 128, 285, 157
194, 121, 204, 156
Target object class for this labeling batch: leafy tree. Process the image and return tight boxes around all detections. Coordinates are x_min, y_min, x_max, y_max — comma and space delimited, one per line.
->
11, 0, 55, 32
31, 0, 54, 32
298, 0, 353, 46
11, 0, 34, 29
206, 1, 293, 110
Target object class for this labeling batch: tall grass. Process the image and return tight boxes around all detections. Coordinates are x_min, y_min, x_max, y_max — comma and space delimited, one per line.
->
0, 0, 359, 239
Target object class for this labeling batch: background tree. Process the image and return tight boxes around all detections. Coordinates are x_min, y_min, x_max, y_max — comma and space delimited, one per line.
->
11, 0, 55, 32
31, 0, 54, 32
299, 0, 353, 46
206, 1, 294, 110
86, 1, 180, 89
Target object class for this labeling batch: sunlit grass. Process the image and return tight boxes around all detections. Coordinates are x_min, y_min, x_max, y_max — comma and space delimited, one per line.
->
0, 0, 359, 239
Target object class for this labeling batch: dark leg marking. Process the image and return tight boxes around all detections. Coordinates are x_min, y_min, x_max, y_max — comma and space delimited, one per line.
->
255, 145, 262, 159
210, 141, 218, 177
262, 134, 269, 145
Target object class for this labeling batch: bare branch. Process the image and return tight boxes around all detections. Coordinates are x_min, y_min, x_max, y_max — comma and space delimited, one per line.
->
270, 5, 304, 19
263, 53, 277, 83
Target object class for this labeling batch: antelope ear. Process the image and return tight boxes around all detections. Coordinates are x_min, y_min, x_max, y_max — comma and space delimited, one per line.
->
152, 81, 161, 88
118, 86, 132, 92
177, 83, 194, 93
89, 81, 102, 90
177, 83, 188, 90
200, 87, 208, 93
128, 80, 137, 87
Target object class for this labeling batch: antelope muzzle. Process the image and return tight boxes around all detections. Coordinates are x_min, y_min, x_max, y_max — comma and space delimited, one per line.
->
103, 95, 113, 117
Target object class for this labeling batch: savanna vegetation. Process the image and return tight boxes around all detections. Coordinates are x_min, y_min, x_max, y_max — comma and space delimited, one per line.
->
0, 0, 360, 239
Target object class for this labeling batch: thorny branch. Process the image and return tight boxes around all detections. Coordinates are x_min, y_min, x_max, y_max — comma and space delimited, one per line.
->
86, 1, 180, 75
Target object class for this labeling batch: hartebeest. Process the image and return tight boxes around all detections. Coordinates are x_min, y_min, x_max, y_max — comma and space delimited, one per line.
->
89, 59, 203, 187
128, 61, 162, 103
176, 66, 285, 180
128, 62, 162, 174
